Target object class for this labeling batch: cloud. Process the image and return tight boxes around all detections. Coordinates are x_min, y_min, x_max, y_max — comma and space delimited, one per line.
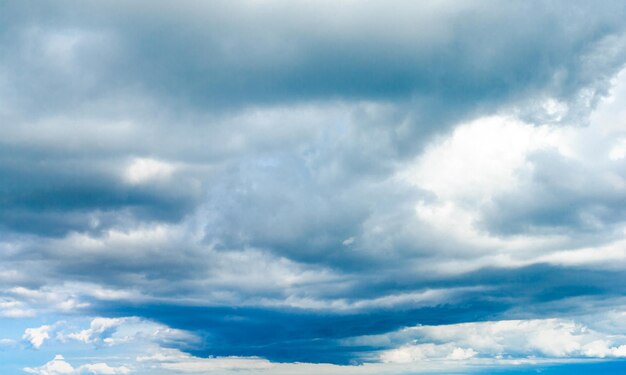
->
123, 158, 176, 185
67, 318, 128, 345
21, 316, 626, 374
80, 363, 130, 375
24, 355, 74, 375
57, 316, 199, 351
23, 325, 53, 349
0, 298, 35, 318
381, 343, 477, 363
0, 338, 16, 346
2, 1, 626, 373
139, 348, 273, 373
377, 318, 626, 362
1, 0, 625, 240
24, 354, 130, 375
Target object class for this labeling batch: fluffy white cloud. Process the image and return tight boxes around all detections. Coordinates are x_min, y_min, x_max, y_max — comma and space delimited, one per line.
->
376, 318, 626, 363
23, 325, 53, 349
63, 316, 198, 348
24, 355, 130, 375
392, 66, 626, 275
24, 355, 74, 375
68, 318, 128, 345
381, 343, 477, 363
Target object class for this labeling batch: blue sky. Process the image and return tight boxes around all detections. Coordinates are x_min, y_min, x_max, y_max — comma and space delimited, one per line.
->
2, 0, 626, 374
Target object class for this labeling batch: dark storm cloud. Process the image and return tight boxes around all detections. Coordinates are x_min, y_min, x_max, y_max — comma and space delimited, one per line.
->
3, 0, 624, 110
1, 0, 625, 237
2, 0, 626, 127
84, 264, 626, 364
96, 301, 508, 364
0, 147, 202, 236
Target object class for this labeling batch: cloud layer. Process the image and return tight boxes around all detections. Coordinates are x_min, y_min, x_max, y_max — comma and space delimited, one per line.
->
2, 0, 626, 374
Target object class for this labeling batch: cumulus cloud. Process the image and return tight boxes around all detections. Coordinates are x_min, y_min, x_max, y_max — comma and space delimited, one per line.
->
67, 318, 128, 345
58, 316, 199, 351
381, 343, 477, 363
23, 325, 53, 349
370, 318, 626, 363
24, 355, 130, 375
24, 355, 74, 375
392, 70, 626, 274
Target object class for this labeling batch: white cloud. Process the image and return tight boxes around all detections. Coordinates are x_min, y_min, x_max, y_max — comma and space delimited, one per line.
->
0, 299, 36, 318
0, 338, 16, 346
534, 234, 626, 268
256, 287, 484, 311
24, 355, 131, 375
609, 138, 626, 160
397, 115, 568, 258
376, 318, 626, 363
80, 363, 130, 375
154, 351, 273, 373
7, 286, 90, 314
130, 346, 575, 375
392, 66, 626, 274
23, 325, 53, 349
66, 316, 198, 348
405, 115, 559, 203
136, 347, 465, 374
68, 318, 128, 345
381, 343, 477, 363
24, 355, 74, 375
123, 157, 175, 185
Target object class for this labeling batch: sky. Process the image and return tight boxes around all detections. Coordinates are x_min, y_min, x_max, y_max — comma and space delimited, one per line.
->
1, 0, 626, 374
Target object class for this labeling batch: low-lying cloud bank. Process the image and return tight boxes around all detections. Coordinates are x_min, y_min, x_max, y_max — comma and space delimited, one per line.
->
21, 313, 626, 374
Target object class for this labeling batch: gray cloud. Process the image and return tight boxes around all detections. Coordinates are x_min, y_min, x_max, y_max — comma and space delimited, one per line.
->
1, 0, 625, 238
2, 0, 626, 370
